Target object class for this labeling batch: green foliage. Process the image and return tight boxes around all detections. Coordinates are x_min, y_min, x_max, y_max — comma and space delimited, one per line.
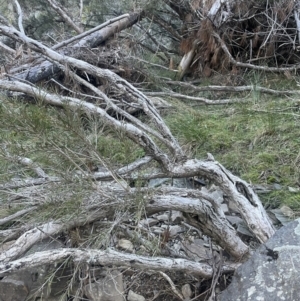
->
0, 96, 145, 230
166, 77, 300, 208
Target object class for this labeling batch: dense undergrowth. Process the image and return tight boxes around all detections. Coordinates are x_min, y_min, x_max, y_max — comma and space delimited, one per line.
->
0, 73, 300, 224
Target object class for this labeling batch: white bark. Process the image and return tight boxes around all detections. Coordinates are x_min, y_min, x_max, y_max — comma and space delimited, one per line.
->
168, 159, 275, 243
0, 221, 63, 262
146, 193, 249, 258
0, 247, 240, 278
177, 47, 196, 80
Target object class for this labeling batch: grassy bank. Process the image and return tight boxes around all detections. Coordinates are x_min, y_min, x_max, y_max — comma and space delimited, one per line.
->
165, 77, 300, 209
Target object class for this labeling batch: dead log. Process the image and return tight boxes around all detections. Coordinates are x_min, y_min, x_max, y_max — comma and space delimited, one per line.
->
7, 13, 143, 83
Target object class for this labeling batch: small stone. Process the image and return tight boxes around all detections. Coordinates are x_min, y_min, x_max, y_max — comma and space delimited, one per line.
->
210, 189, 224, 204
169, 225, 184, 237
228, 200, 239, 213
273, 183, 282, 190
139, 218, 159, 227
220, 203, 229, 213
170, 211, 183, 224
128, 290, 146, 301
288, 186, 299, 192
117, 239, 134, 252
156, 213, 169, 222
152, 227, 165, 235
181, 283, 192, 299
84, 270, 125, 301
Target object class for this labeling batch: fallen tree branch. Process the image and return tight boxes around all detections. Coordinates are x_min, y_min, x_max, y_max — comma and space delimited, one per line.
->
0, 247, 240, 278
165, 81, 300, 96
146, 91, 243, 104
159, 271, 184, 300
8, 12, 144, 83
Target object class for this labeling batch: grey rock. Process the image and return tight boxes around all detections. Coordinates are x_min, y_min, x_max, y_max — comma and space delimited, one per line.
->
139, 218, 159, 227
227, 200, 240, 213
273, 183, 282, 190
219, 218, 300, 301
181, 238, 209, 261
0, 278, 28, 301
117, 239, 134, 252
168, 225, 184, 237
156, 213, 169, 222
226, 215, 244, 226
127, 290, 146, 301
220, 203, 229, 213
84, 270, 125, 301
288, 186, 299, 192
210, 189, 224, 205
152, 226, 165, 234
181, 283, 192, 299
170, 210, 184, 224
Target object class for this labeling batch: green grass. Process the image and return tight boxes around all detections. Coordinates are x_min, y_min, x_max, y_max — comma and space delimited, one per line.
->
1, 74, 300, 216
165, 80, 300, 208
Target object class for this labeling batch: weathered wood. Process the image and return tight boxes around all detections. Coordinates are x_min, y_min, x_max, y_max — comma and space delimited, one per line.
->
8, 13, 143, 83
0, 247, 240, 278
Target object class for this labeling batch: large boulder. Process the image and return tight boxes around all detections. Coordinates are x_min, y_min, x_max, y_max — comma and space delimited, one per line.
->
220, 218, 300, 301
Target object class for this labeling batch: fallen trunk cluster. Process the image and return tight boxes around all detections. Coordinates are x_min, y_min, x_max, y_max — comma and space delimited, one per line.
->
0, 2, 278, 300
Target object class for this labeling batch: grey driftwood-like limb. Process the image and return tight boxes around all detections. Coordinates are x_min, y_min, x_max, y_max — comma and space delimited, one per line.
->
167, 158, 275, 243
7, 14, 132, 75
0, 25, 185, 161
165, 81, 300, 96
0, 247, 240, 279
146, 91, 242, 104
12, 155, 47, 178
0, 206, 112, 263
0, 183, 248, 262
92, 156, 153, 180
0, 79, 172, 166
0, 176, 61, 190
0, 221, 63, 262
14, 0, 25, 35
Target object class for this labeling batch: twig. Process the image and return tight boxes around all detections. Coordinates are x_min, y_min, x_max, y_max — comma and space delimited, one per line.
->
0, 207, 37, 226
214, 32, 300, 72
46, 0, 83, 34
159, 271, 184, 300
0, 41, 16, 55
14, 0, 25, 35
166, 81, 300, 96
146, 91, 244, 105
